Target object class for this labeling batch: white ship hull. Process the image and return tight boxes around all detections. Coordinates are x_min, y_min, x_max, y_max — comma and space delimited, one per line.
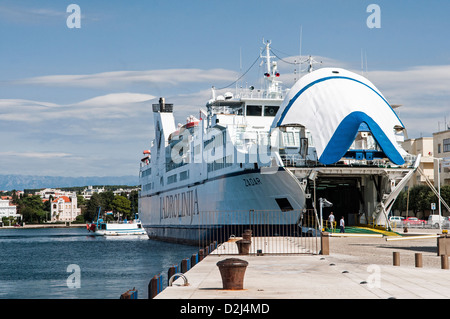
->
93, 222, 147, 236
140, 167, 305, 244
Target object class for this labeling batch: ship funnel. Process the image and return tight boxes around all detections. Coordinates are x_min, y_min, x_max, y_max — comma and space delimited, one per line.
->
152, 97, 173, 113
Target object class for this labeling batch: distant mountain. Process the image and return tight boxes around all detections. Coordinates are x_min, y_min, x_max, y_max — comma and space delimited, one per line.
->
0, 174, 139, 191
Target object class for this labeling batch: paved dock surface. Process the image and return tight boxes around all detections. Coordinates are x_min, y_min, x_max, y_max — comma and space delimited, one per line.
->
156, 229, 450, 299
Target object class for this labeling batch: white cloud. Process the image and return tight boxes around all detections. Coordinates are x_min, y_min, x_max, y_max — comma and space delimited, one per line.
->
364, 65, 450, 99
74, 93, 156, 107
13, 69, 239, 89
0, 5, 66, 21
0, 151, 73, 159
0, 93, 156, 122
359, 65, 450, 137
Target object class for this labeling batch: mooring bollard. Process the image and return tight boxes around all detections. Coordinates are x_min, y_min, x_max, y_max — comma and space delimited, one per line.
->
236, 239, 251, 255
243, 229, 252, 241
191, 253, 198, 267
209, 241, 216, 253
441, 255, 449, 270
216, 258, 249, 290
437, 235, 450, 256
198, 249, 204, 262
320, 232, 329, 255
393, 252, 400, 266
120, 288, 138, 299
168, 265, 178, 285
415, 253, 423, 268
148, 274, 162, 299
181, 258, 190, 273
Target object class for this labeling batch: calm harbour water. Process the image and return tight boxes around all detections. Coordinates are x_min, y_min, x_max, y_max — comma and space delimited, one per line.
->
0, 227, 198, 299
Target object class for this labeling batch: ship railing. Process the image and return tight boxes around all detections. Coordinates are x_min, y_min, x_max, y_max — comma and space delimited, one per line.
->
234, 87, 287, 100
279, 153, 419, 169
196, 209, 320, 255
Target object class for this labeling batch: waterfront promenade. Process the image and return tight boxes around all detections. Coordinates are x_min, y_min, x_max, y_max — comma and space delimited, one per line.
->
156, 229, 450, 299
0, 223, 85, 229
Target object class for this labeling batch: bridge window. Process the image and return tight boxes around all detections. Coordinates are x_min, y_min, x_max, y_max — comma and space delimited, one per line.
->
264, 105, 279, 116
246, 105, 262, 116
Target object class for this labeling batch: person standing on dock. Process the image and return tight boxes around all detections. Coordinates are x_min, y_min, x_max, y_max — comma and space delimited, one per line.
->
340, 216, 345, 233
328, 212, 335, 232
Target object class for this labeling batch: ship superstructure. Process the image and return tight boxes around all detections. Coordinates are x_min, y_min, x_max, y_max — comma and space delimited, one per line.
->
138, 40, 419, 244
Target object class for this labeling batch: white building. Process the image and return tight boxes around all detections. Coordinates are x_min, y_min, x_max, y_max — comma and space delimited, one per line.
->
433, 129, 450, 186
35, 188, 74, 199
0, 199, 21, 221
82, 186, 105, 200
402, 137, 435, 186
50, 193, 81, 222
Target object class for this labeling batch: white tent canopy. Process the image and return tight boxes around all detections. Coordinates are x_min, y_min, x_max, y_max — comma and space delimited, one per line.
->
272, 68, 407, 165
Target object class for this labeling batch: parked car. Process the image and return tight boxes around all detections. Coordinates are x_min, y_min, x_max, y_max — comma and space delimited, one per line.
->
403, 217, 426, 227
442, 217, 450, 229
389, 216, 405, 227
428, 214, 445, 229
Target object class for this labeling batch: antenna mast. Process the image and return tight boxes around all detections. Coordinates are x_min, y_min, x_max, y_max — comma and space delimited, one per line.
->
261, 39, 281, 97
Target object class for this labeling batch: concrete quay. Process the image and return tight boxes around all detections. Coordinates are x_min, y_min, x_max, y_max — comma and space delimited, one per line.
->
0, 223, 85, 229
156, 229, 450, 299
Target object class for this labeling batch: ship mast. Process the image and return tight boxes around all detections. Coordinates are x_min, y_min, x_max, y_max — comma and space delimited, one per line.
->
261, 39, 281, 98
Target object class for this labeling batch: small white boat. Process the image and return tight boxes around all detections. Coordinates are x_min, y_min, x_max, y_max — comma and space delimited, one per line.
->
88, 208, 147, 236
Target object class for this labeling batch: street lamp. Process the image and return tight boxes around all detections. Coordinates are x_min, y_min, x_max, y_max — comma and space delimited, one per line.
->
429, 156, 442, 230
436, 157, 442, 230
319, 198, 333, 231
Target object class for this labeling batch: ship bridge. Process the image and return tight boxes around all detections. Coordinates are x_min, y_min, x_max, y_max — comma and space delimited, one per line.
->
271, 67, 419, 228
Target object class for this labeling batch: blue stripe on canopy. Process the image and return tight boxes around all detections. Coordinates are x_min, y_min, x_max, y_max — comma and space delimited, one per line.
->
318, 111, 405, 165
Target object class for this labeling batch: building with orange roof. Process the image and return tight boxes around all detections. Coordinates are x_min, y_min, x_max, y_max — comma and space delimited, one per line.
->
50, 193, 81, 222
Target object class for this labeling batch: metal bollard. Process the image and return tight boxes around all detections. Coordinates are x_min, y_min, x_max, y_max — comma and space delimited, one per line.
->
437, 235, 450, 256
236, 239, 251, 255
181, 258, 190, 273
442, 255, 449, 270
393, 252, 400, 266
148, 274, 161, 299
168, 265, 178, 285
120, 288, 138, 299
320, 232, 330, 255
243, 229, 252, 241
415, 253, 423, 268
216, 258, 249, 290
191, 253, 198, 267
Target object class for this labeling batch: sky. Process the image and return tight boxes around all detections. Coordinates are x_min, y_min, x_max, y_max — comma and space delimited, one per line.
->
0, 0, 449, 177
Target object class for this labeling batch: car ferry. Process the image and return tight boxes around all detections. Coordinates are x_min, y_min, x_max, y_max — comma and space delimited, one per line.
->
138, 40, 419, 244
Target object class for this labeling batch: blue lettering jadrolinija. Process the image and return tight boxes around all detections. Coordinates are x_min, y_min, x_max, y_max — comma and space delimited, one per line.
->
160, 188, 199, 220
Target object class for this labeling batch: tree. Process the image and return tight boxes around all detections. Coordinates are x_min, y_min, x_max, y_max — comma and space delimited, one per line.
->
393, 185, 450, 217
111, 195, 131, 219
85, 192, 102, 222
19, 195, 47, 223
100, 191, 115, 211
129, 190, 139, 215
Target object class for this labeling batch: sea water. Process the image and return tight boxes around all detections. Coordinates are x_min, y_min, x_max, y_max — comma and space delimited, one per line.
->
0, 227, 198, 299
